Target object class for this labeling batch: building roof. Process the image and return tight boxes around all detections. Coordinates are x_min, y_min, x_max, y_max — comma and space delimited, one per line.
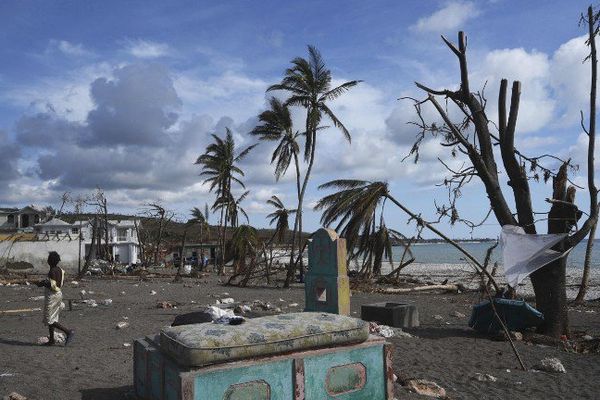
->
36, 218, 72, 227
0, 207, 18, 214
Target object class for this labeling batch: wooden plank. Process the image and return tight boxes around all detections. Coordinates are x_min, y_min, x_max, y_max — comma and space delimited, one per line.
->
294, 358, 305, 400
384, 343, 395, 400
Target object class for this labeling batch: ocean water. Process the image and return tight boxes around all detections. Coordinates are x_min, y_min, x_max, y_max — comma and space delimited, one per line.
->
390, 239, 600, 269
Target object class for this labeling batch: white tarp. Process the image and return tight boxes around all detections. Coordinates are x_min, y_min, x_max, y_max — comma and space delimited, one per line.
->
500, 225, 568, 287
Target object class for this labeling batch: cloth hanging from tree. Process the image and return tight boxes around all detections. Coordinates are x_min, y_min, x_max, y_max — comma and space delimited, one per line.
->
500, 225, 569, 288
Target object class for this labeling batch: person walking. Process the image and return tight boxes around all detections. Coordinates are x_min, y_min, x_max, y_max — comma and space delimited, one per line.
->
36, 251, 75, 346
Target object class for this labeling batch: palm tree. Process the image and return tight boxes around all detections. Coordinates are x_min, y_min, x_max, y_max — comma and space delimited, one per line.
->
214, 190, 250, 228
196, 128, 256, 274
268, 45, 361, 286
266, 195, 296, 245
316, 180, 498, 288
190, 206, 209, 265
226, 224, 258, 280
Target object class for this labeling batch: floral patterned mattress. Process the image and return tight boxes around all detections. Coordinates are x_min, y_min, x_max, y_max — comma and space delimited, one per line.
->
159, 312, 369, 367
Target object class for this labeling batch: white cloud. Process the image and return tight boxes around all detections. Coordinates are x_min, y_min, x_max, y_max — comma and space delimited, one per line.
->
124, 39, 170, 59
411, 1, 480, 33
48, 39, 92, 57
550, 35, 590, 126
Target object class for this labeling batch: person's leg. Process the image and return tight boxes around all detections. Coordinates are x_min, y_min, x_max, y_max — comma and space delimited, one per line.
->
47, 325, 56, 345
50, 322, 75, 345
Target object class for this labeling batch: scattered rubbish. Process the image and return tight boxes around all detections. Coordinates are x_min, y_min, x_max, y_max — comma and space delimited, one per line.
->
405, 379, 446, 398
534, 357, 566, 373
219, 297, 235, 304
273, 307, 282, 313
583, 335, 594, 341
451, 311, 466, 318
206, 306, 235, 320
252, 300, 273, 310
234, 305, 251, 314
79, 290, 87, 298
278, 298, 285, 302
120, 291, 126, 296
288, 303, 299, 308
493, 331, 523, 342
221, 292, 230, 296
150, 290, 157, 296
157, 301, 176, 309
123, 343, 132, 348
471, 373, 497, 382
0, 307, 41, 314
0, 372, 16, 378
70, 281, 79, 286
369, 322, 396, 338
100, 299, 113, 306
81, 299, 97, 307
28, 296, 44, 301
469, 298, 543, 333
3, 392, 27, 400
433, 314, 443, 320
116, 321, 130, 330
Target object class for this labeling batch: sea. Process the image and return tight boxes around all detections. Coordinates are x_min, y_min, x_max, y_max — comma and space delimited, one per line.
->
389, 239, 600, 269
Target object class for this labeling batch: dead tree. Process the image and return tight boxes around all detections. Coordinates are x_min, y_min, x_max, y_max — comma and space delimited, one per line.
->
145, 202, 174, 265
575, 7, 600, 304
410, 26, 597, 337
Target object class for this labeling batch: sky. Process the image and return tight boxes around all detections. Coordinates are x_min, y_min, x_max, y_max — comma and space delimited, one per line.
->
0, 0, 596, 239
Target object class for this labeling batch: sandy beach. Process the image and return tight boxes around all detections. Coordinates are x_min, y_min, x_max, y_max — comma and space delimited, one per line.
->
1, 272, 599, 400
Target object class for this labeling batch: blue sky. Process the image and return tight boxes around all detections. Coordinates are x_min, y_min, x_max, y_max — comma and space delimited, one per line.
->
0, 0, 595, 239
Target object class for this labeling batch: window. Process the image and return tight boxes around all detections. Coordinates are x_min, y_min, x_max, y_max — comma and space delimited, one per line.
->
117, 228, 127, 241
7, 215, 14, 224
71, 228, 79, 234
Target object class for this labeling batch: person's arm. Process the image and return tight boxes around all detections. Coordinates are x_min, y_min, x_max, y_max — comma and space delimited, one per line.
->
47, 268, 63, 292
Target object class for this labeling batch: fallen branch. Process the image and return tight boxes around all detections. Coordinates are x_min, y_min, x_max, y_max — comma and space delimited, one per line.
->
0, 307, 41, 314
378, 283, 466, 294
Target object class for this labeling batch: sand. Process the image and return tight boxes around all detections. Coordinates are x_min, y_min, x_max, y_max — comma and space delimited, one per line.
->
0, 273, 599, 400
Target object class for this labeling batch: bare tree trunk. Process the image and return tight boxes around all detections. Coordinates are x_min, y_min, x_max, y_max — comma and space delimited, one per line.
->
154, 211, 165, 265
287, 152, 302, 287
134, 219, 145, 265
285, 136, 316, 287
575, 6, 599, 304
174, 228, 188, 283
531, 165, 578, 336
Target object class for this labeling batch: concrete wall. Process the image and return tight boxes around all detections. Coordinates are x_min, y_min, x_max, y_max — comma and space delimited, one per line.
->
0, 240, 82, 273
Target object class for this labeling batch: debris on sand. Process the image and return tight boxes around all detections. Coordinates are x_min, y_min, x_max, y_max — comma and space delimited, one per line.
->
218, 297, 235, 304
150, 290, 157, 296
116, 321, 129, 330
100, 299, 112, 306
405, 379, 446, 398
3, 392, 27, 400
123, 343, 132, 348
471, 373, 497, 382
433, 314, 444, 321
28, 296, 44, 301
534, 357, 566, 373
234, 305, 252, 314
368, 322, 413, 338
81, 299, 97, 307
288, 303, 299, 308
451, 311, 466, 318
156, 301, 177, 309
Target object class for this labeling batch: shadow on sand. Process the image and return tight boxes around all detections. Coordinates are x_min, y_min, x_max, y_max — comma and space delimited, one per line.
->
80, 386, 136, 400
0, 337, 40, 347
406, 326, 486, 340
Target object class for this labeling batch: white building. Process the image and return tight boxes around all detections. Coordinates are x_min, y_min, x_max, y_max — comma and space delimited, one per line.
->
77, 219, 141, 265
33, 217, 142, 265
0, 205, 47, 231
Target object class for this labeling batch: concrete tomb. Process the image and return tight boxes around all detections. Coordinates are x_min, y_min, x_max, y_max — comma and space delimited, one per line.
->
304, 228, 350, 316
361, 302, 420, 328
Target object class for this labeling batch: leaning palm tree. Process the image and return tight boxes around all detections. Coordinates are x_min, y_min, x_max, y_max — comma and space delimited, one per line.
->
268, 45, 361, 286
266, 195, 296, 245
196, 128, 256, 274
225, 224, 259, 282
316, 180, 499, 288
